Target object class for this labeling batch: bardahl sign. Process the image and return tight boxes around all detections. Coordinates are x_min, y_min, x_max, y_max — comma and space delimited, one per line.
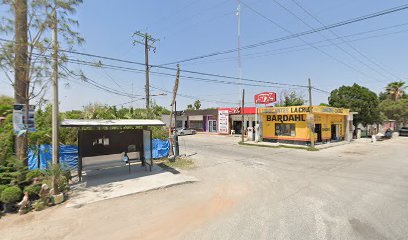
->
254, 92, 277, 104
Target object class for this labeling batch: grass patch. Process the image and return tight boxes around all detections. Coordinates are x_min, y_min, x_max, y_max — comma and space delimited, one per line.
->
239, 141, 319, 151
156, 157, 195, 170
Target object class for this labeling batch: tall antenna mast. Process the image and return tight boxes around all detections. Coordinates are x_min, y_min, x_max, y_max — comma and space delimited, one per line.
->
237, 0, 242, 85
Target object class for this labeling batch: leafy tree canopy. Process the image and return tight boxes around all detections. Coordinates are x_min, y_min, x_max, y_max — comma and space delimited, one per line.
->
194, 100, 201, 110
328, 83, 381, 126
379, 98, 408, 124
275, 90, 305, 107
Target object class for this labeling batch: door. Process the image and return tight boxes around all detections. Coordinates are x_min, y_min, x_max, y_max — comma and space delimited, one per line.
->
331, 124, 337, 140
208, 120, 217, 132
315, 124, 322, 143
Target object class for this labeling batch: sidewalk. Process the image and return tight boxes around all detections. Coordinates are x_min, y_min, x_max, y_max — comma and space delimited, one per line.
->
66, 164, 198, 208
242, 140, 351, 150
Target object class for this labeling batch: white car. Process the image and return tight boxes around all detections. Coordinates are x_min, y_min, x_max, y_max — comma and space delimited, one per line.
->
176, 128, 196, 136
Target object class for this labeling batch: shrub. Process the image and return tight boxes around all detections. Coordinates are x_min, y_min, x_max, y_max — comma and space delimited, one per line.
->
32, 200, 46, 211
0, 186, 22, 204
25, 169, 45, 183
24, 184, 42, 199
0, 185, 7, 197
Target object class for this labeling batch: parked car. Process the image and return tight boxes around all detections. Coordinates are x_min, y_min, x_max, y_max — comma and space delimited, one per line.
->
399, 127, 408, 137
176, 128, 196, 136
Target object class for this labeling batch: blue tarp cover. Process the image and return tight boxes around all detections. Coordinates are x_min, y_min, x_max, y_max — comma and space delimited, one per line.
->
28, 139, 170, 170
152, 139, 170, 159
28, 145, 78, 170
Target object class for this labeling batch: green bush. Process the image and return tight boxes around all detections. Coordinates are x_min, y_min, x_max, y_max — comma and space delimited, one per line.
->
0, 186, 22, 204
0, 185, 7, 197
24, 184, 42, 199
25, 169, 45, 183
32, 200, 46, 211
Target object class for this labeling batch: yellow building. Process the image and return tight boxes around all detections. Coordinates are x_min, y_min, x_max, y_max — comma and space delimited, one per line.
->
258, 106, 352, 145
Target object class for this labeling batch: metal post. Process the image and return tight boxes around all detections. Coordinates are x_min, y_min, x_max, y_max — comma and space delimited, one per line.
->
241, 89, 245, 143
308, 78, 315, 147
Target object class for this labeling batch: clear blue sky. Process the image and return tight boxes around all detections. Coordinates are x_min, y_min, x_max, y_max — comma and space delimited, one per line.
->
1, 0, 408, 111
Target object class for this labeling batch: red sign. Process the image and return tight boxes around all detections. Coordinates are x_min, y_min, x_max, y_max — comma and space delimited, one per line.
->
254, 92, 277, 104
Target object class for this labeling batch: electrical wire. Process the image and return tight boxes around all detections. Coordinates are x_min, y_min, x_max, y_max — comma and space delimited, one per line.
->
290, 0, 403, 81
157, 3, 408, 66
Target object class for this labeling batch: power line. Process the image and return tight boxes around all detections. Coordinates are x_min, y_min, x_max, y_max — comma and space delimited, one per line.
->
290, 0, 403, 81
243, 0, 388, 82
150, 84, 239, 105
180, 24, 408, 66
157, 3, 408, 66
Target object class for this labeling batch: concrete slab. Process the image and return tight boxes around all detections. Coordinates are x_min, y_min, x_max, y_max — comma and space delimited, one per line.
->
66, 164, 198, 208
243, 140, 351, 149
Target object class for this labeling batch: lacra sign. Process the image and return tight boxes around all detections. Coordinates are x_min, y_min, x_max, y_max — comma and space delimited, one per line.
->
266, 114, 306, 123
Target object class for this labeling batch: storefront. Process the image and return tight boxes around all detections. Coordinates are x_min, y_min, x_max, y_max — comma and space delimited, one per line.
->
218, 107, 257, 134
259, 106, 351, 145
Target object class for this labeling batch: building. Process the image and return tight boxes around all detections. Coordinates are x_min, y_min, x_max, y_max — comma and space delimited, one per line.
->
258, 106, 353, 145
218, 107, 257, 134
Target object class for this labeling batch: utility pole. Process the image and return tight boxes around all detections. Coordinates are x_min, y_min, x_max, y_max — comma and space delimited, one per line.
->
169, 64, 180, 138
308, 78, 315, 148
132, 31, 159, 109
51, 6, 60, 166
241, 89, 245, 143
14, 0, 28, 165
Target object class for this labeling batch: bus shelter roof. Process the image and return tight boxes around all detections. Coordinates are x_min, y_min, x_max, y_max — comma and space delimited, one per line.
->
61, 119, 165, 128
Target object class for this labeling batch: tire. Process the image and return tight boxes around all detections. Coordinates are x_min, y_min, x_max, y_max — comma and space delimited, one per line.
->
179, 132, 185, 136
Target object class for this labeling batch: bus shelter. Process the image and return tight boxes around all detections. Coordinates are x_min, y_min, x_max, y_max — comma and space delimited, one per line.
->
61, 119, 165, 181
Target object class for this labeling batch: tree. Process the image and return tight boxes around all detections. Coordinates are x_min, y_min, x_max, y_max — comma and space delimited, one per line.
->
0, 95, 13, 117
186, 104, 193, 110
275, 90, 305, 107
0, 0, 84, 164
328, 83, 382, 127
385, 81, 407, 101
194, 100, 201, 110
379, 99, 408, 125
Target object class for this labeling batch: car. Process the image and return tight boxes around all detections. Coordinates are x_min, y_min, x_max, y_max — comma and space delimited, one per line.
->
176, 128, 196, 136
399, 127, 408, 137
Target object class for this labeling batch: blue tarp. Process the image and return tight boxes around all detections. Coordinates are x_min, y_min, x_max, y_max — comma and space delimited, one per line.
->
28, 145, 78, 170
152, 139, 170, 159
28, 139, 170, 170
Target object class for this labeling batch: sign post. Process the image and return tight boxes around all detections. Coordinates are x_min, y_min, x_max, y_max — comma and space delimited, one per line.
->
254, 92, 277, 142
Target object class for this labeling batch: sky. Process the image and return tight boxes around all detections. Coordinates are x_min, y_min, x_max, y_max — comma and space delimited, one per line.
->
1, 0, 408, 111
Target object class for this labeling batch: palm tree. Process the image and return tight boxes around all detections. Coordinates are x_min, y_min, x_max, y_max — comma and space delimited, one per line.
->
385, 81, 407, 101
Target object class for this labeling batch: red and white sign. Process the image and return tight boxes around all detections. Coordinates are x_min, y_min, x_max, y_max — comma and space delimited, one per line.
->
254, 92, 277, 104
218, 109, 229, 134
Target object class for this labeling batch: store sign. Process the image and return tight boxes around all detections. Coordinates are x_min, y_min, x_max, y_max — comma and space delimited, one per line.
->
13, 104, 35, 134
266, 114, 306, 123
218, 109, 229, 134
254, 92, 277, 104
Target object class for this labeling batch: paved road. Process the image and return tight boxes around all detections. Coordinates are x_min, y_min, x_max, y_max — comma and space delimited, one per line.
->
176, 135, 408, 240
1, 135, 407, 240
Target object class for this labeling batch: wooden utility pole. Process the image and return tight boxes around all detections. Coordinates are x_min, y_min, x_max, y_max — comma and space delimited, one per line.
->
132, 31, 159, 109
169, 64, 180, 136
144, 34, 150, 109
241, 89, 245, 143
308, 78, 315, 148
51, 6, 60, 166
14, 0, 29, 165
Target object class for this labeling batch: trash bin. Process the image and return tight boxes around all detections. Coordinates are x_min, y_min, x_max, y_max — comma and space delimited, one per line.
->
247, 127, 254, 141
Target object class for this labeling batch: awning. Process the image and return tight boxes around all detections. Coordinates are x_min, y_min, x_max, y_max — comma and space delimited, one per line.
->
61, 119, 166, 127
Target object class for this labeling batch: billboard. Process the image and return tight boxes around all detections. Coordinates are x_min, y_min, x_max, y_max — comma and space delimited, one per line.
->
13, 104, 35, 134
254, 92, 277, 104
218, 109, 229, 134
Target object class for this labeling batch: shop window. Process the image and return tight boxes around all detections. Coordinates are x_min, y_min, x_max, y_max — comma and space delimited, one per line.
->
189, 121, 203, 130
275, 123, 296, 136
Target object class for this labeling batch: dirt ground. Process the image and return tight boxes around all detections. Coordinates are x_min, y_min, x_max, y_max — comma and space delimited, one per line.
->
1, 135, 408, 240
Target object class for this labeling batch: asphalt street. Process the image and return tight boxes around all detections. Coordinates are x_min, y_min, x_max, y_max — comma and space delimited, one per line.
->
1, 134, 407, 240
